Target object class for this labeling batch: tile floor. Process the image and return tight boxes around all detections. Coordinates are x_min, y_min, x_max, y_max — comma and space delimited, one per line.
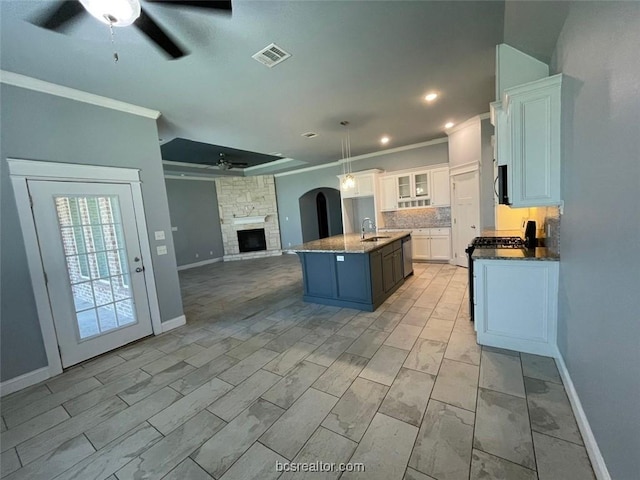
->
0, 256, 596, 480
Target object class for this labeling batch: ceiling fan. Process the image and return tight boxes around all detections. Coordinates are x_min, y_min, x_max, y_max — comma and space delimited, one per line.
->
32, 0, 232, 59
216, 153, 248, 170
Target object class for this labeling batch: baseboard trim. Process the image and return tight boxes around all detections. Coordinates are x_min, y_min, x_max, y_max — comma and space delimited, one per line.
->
161, 315, 186, 333
554, 350, 611, 480
177, 257, 223, 271
0, 366, 50, 397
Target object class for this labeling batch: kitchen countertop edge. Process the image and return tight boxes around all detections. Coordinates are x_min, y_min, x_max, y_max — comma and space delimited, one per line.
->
290, 231, 412, 254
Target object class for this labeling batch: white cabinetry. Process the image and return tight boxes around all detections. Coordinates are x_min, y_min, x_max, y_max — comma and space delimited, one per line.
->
474, 259, 559, 356
507, 75, 562, 207
379, 176, 398, 211
430, 168, 451, 206
378, 165, 450, 211
492, 74, 562, 207
412, 228, 451, 261
339, 172, 376, 198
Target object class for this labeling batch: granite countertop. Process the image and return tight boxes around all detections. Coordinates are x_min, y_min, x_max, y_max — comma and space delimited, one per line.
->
472, 247, 559, 261
290, 231, 411, 254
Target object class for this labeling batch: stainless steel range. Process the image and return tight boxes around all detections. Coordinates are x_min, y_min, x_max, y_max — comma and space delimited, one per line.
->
465, 236, 525, 321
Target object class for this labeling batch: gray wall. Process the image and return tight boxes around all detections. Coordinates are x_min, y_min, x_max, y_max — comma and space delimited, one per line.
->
551, 3, 640, 478
299, 188, 343, 243
165, 179, 224, 266
276, 141, 449, 247
480, 118, 496, 230
1, 85, 184, 382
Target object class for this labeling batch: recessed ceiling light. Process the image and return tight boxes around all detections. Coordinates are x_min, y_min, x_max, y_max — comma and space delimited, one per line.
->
380, 136, 390, 145
424, 92, 438, 102
444, 122, 455, 129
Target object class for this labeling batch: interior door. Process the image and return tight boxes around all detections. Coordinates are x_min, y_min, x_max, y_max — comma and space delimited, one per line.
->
29, 180, 153, 367
452, 171, 480, 267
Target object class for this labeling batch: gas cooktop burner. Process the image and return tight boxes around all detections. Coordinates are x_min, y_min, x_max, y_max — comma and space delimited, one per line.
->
471, 236, 525, 248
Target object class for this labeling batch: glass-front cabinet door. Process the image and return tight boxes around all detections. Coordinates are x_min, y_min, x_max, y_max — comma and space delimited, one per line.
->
414, 173, 429, 197
397, 176, 411, 199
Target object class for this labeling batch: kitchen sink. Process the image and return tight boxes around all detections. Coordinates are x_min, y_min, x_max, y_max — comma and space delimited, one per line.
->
361, 236, 391, 242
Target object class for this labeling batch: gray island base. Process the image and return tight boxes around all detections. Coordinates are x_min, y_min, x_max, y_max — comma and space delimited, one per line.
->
291, 232, 411, 311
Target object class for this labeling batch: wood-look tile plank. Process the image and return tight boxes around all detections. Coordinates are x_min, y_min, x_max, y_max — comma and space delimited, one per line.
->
114, 411, 225, 480
431, 359, 479, 412
170, 355, 239, 395
263, 342, 318, 376
217, 349, 280, 385
85, 387, 182, 450
312, 353, 369, 397
261, 361, 326, 409
321, 378, 388, 442
163, 458, 213, 480
5, 435, 94, 480
342, 413, 418, 480
0, 406, 69, 453
192, 398, 283, 478
118, 361, 195, 405
4, 377, 101, 428
95, 349, 164, 384
148, 378, 233, 435
16, 396, 126, 465
0, 384, 51, 415
305, 335, 355, 368
46, 354, 125, 393
52, 424, 162, 480
0, 448, 21, 477
217, 442, 286, 480
62, 369, 150, 416
208, 370, 281, 422
259, 388, 338, 460
409, 400, 475, 480
359, 345, 409, 386
379, 368, 435, 427
279, 427, 357, 480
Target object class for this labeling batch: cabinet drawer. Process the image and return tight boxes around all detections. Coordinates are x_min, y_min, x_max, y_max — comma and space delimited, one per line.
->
430, 228, 450, 236
381, 243, 395, 257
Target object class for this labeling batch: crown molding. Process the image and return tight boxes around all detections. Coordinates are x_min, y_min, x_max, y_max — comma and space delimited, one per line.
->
0, 70, 161, 120
275, 137, 448, 177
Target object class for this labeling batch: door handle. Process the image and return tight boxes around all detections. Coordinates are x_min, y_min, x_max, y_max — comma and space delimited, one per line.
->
135, 267, 144, 273
471, 225, 477, 229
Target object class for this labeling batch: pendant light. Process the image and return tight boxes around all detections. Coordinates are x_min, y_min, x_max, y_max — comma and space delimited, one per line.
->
340, 121, 355, 190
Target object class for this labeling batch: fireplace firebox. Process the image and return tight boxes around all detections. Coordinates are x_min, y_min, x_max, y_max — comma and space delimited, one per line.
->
237, 228, 267, 253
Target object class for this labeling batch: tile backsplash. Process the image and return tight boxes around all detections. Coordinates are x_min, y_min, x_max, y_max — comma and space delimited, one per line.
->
382, 207, 451, 229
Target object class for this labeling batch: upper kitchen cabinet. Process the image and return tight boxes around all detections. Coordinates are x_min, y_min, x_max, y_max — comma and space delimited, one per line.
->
501, 74, 563, 207
379, 164, 450, 211
339, 171, 376, 198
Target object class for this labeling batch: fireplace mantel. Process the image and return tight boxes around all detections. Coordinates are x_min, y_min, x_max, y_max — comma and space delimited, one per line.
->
232, 215, 268, 225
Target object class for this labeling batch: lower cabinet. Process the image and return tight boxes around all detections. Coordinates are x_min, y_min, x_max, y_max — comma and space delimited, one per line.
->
297, 238, 406, 311
412, 228, 451, 261
474, 259, 559, 356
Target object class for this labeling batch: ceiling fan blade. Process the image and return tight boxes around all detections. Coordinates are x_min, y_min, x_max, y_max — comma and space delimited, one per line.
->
134, 8, 187, 59
145, 1, 232, 12
35, 1, 86, 31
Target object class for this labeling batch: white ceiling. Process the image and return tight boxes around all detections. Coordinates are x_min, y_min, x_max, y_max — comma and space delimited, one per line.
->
0, 1, 566, 174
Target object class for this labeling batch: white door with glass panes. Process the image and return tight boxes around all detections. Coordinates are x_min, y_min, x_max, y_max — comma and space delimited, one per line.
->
28, 180, 153, 367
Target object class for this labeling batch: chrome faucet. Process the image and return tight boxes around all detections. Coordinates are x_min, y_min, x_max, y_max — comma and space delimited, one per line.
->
361, 217, 376, 239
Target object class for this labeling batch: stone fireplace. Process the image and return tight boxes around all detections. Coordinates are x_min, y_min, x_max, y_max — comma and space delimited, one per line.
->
215, 175, 282, 261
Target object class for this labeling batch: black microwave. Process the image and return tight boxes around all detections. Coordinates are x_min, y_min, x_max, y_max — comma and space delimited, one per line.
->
497, 165, 510, 205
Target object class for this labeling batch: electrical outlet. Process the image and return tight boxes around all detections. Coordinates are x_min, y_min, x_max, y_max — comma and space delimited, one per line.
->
154, 231, 165, 241
156, 245, 167, 255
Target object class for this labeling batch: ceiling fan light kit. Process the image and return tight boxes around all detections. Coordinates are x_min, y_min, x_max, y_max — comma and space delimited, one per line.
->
79, 0, 141, 27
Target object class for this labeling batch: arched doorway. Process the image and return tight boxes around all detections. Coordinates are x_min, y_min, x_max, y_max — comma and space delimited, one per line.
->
299, 188, 343, 242
316, 192, 329, 238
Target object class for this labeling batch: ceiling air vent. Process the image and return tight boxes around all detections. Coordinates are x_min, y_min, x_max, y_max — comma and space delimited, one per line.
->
301, 132, 318, 139
252, 43, 291, 68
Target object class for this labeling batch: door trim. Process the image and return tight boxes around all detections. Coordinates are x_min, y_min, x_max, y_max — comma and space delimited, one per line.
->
7, 159, 162, 381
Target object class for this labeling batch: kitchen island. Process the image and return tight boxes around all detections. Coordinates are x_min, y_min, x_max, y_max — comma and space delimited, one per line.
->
290, 232, 411, 311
